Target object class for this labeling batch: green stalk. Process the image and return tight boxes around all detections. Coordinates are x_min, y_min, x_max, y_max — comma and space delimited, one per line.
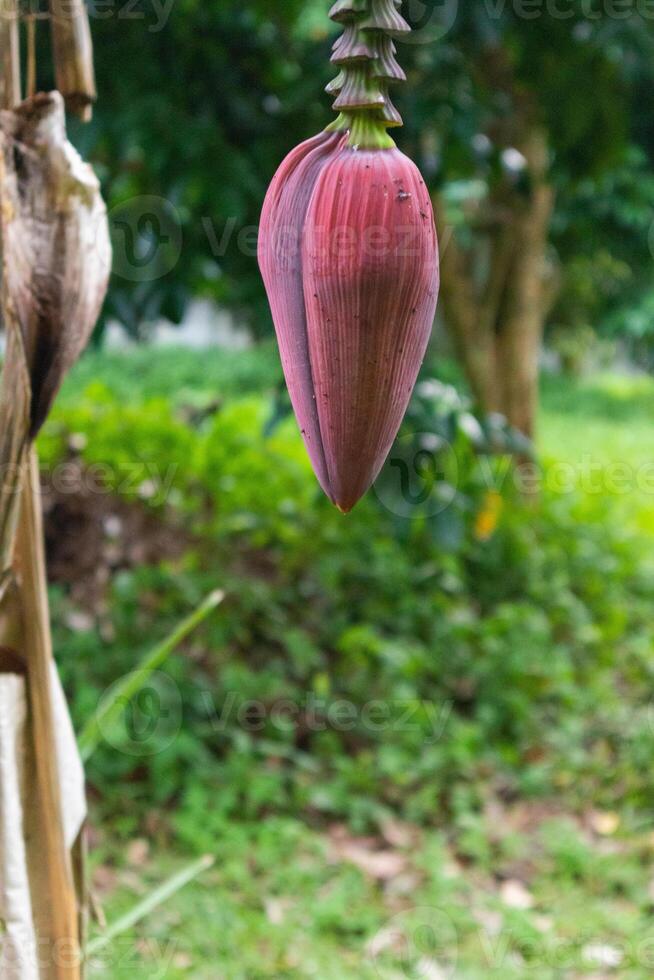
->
78, 589, 225, 761
85, 855, 215, 956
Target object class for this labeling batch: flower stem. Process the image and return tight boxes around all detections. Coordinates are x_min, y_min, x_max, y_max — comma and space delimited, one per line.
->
324, 0, 411, 149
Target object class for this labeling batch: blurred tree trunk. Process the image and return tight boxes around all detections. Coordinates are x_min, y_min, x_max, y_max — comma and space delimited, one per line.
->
437, 129, 557, 440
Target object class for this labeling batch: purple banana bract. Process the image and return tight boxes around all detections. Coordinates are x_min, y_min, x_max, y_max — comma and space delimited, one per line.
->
258, 0, 440, 512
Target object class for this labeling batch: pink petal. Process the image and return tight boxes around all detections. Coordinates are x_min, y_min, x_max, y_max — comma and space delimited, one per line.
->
258, 131, 346, 500
303, 147, 439, 512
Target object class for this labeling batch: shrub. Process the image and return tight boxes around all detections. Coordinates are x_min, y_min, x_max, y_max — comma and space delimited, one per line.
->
43, 350, 654, 841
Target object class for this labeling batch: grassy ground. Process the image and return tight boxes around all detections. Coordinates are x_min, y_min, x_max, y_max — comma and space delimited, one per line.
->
91, 810, 654, 979
57, 351, 654, 979
540, 371, 654, 532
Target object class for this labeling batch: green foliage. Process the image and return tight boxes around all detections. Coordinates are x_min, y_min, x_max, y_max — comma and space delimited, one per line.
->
52, 342, 283, 408
41, 349, 654, 840
50, 0, 654, 349
67, 0, 336, 336
551, 147, 654, 360
79, 589, 223, 761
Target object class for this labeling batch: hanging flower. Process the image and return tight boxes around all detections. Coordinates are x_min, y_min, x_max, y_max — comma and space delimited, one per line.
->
259, 0, 439, 511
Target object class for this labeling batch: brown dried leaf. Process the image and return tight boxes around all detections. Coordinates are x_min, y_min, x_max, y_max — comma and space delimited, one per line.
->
589, 811, 620, 837
0, 328, 31, 601
380, 818, 418, 849
499, 879, 534, 910
329, 836, 407, 881
0, 90, 111, 439
264, 897, 292, 925
126, 838, 150, 868
0, 91, 110, 596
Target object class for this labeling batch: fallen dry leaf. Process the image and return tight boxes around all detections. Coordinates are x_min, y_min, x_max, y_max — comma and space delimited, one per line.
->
333, 842, 407, 881
582, 942, 623, 969
499, 879, 534, 910
381, 818, 418, 849
126, 838, 150, 868
590, 811, 620, 836
415, 959, 449, 980
264, 897, 292, 926
473, 907, 503, 937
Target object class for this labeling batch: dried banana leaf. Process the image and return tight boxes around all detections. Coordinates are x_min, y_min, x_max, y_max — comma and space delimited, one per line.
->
0, 90, 111, 436
0, 330, 31, 601
0, 2, 21, 112
49, 0, 97, 120
0, 90, 111, 600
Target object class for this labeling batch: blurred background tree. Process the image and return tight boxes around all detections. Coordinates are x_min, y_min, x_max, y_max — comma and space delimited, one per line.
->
58, 0, 328, 336
21, 2, 654, 425
35, 0, 653, 433
401, 4, 654, 434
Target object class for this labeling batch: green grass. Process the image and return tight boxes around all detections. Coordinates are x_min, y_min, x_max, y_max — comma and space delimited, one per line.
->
56, 342, 283, 409
91, 813, 654, 979
540, 370, 654, 466
540, 371, 654, 532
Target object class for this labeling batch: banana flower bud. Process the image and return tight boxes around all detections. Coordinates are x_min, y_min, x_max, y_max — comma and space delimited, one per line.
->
259, 0, 439, 511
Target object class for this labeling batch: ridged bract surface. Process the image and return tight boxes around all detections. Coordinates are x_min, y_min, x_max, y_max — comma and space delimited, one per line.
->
303, 147, 439, 511
259, 140, 439, 512
259, 131, 346, 500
